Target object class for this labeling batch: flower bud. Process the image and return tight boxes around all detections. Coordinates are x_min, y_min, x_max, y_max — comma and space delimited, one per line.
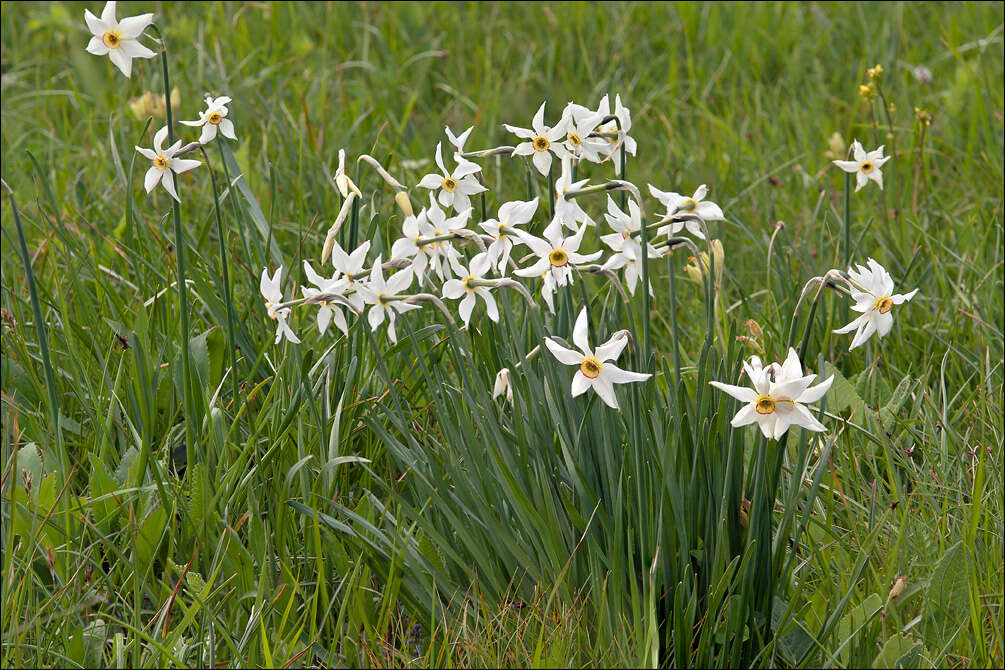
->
887, 576, 906, 603
395, 191, 414, 217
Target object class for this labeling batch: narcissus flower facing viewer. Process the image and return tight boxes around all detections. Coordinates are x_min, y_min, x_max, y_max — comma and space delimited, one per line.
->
832, 140, 891, 191
479, 198, 539, 275
545, 308, 651, 410
181, 96, 237, 145
417, 142, 486, 214
135, 126, 201, 202
834, 258, 918, 350
84, 1, 155, 78
514, 218, 601, 288
260, 267, 300, 345
504, 102, 569, 176
710, 349, 833, 440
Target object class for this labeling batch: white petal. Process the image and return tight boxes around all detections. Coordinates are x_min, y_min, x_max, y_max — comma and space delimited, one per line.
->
709, 381, 758, 403
572, 307, 591, 355
86, 36, 110, 55
84, 9, 109, 36
545, 337, 583, 366
458, 292, 475, 326
571, 370, 592, 397
143, 166, 161, 192
729, 403, 760, 428
532, 150, 552, 176
199, 123, 218, 145
160, 170, 179, 201
592, 375, 619, 409
172, 158, 201, 174
600, 363, 651, 385
594, 333, 628, 362
797, 376, 833, 404
442, 279, 465, 300
108, 47, 132, 77
219, 119, 237, 140
120, 38, 155, 59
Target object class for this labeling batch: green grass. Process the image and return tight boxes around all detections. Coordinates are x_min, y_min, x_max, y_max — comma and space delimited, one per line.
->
2, 1, 1003, 667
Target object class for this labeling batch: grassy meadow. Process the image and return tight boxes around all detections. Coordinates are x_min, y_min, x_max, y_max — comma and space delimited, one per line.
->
1, 1, 1003, 667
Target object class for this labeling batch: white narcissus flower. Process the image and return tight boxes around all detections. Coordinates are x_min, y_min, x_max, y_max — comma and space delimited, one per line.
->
600, 197, 658, 296
553, 155, 592, 230
417, 142, 486, 214
649, 184, 724, 239
445, 126, 473, 154
84, 1, 155, 78
390, 209, 435, 279
515, 218, 602, 287
260, 266, 300, 345
504, 102, 569, 176
328, 239, 370, 313
357, 256, 419, 344
594, 94, 637, 174
180, 96, 237, 145
544, 308, 651, 409
135, 126, 201, 202
834, 258, 918, 350
479, 198, 539, 275
561, 103, 607, 163
424, 197, 471, 281
441, 252, 499, 327
301, 261, 352, 336
710, 349, 833, 440
832, 140, 891, 191
493, 368, 514, 404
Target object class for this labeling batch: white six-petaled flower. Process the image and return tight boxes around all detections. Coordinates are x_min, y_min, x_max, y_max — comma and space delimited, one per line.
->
594, 94, 637, 174
561, 103, 607, 163
180, 96, 237, 145
650, 184, 725, 239
832, 140, 890, 191
478, 198, 539, 275
600, 197, 659, 296
302, 261, 352, 337
515, 218, 601, 287
710, 349, 833, 440
834, 258, 918, 350
553, 155, 593, 230
357, 257, 419, 344
544, 308, 651, 409
135, 126, 201, 202
390, 209, 435, 279
441, 252, 499, 327
504, 102, 569, 176
84, 1, 155, 78
417, 142, 486, 214
260, 266, 300, 345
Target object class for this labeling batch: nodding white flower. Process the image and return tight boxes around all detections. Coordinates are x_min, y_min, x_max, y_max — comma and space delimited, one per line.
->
84, 1, 155, 78
545, 308, 651, 409
649, 184, 724, 239
356, 256, 419, 344
417, 142, 486, 214
710, 349, 833, 440
832, 140, 891, 191
594, 94, 637, 174
390, 209, 435, 279
505, 102, 569, 176
135, 126, 201, 202
328, 239, 370, 312
561, 103, 607, 163
834, 258, 918, 350
301, 261, 352, 336
424, 196, 471, 281
180, 96, 236, 145
553, 155, 593, 230
441, 252, 499, 326
601, 198, 658, 296
445, 125, 474, 154
479, 198, 539, 275
493, 368, 514, 404
260, 266, 300, 345
515, 218, 602, 287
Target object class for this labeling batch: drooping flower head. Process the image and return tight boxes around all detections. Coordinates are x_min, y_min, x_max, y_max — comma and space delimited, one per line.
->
441, 252, 499, 327
84, 1, 155, 78
260, 266, 300, 345
834, 258, 918, 349
301, 261, 353, 337
710, 349, 833, 440
600, 197, 658, 296
545, 308, 651, 409
356, 257, 419, 344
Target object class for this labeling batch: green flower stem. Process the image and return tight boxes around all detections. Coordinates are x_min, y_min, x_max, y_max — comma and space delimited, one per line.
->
200, 146, 240, 412
152, 25, 195, 470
